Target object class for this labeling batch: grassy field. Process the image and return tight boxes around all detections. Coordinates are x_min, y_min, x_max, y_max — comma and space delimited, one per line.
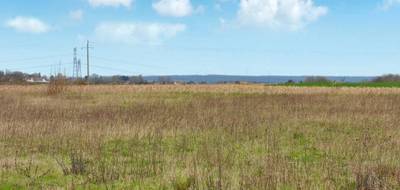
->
280, 81, 400, 88
1, 85, 400, 189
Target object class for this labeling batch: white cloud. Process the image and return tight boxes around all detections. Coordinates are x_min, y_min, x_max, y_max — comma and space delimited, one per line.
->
95, 22, 186, 44
88, 0, 133, 8
153, 0, 193, 17
5, 17, 50, 34
238, 0, 328, 30
381, 0, 400, 10
70, 10, 84, 21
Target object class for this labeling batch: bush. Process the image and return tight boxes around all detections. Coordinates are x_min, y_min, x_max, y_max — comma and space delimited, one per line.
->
372, 74, 400, 83
56, 152, 88, 176
47, 75, 67, 95
172, 176, 195, 190
304, 76, 331, 83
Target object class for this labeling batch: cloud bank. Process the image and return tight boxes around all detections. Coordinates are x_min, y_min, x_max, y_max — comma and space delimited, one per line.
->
88, 0, 133, 8
95, 22, 186, 44
153, 0, 194, 17
5, 17, 50, 34
238, 0, 328, 29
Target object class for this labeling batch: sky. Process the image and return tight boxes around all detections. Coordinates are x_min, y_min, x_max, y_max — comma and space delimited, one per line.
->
0, 0, 399, 76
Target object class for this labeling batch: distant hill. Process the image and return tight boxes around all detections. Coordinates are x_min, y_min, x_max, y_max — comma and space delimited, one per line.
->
143, 75, 374, 84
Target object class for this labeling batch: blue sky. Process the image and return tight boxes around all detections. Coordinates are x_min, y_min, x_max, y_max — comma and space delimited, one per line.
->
0, 0, 399, 76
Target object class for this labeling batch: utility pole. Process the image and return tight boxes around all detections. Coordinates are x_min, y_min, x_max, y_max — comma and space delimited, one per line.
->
86, 40, 90, 83
77, 59, 81, 79
73, 48, 77, 80
58, 61, 61, 76
83, 40, 93, 84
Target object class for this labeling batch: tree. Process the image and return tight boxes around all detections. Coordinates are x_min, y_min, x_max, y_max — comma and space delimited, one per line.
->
286, 80, 295, 84
91, 74, 103, 84
158, 76, 172, 84
8, 71, 25, 83
0, 71, 4, 82
372, 74, 400, 83
304, 76, 331, 83
130, 75, 146, 84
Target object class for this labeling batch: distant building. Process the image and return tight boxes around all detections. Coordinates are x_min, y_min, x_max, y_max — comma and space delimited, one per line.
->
174, 81, 185, 85
26, 77, 49, 83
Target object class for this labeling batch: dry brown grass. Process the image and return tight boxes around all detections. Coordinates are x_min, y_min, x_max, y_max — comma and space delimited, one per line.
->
47, 76, 67, 95
0, 85, 400, 189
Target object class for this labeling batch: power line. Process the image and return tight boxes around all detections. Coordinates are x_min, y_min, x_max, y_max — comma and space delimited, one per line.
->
0, 54, 71, 64
91, 64, 133, 74
5, 62, 72, 72
72, 48, 82, 80
0, 41, 47, 49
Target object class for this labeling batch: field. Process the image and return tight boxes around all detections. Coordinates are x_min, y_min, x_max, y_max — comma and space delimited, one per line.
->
1, 85, 400, 189
281, 82, 400, 88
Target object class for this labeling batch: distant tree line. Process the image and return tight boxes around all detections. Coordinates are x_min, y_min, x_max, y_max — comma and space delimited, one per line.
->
2, 69, 400, 85
0, 70, 44, 84
286, 74, 400, 85
304, 76, 332, 83
371, 74, 400, 83
0, 70, 186, 85
90, 74, 150, 84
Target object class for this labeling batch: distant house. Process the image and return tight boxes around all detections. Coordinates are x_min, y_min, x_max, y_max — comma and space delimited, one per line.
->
26, 77, 49, 83
174, 81, 185, 85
